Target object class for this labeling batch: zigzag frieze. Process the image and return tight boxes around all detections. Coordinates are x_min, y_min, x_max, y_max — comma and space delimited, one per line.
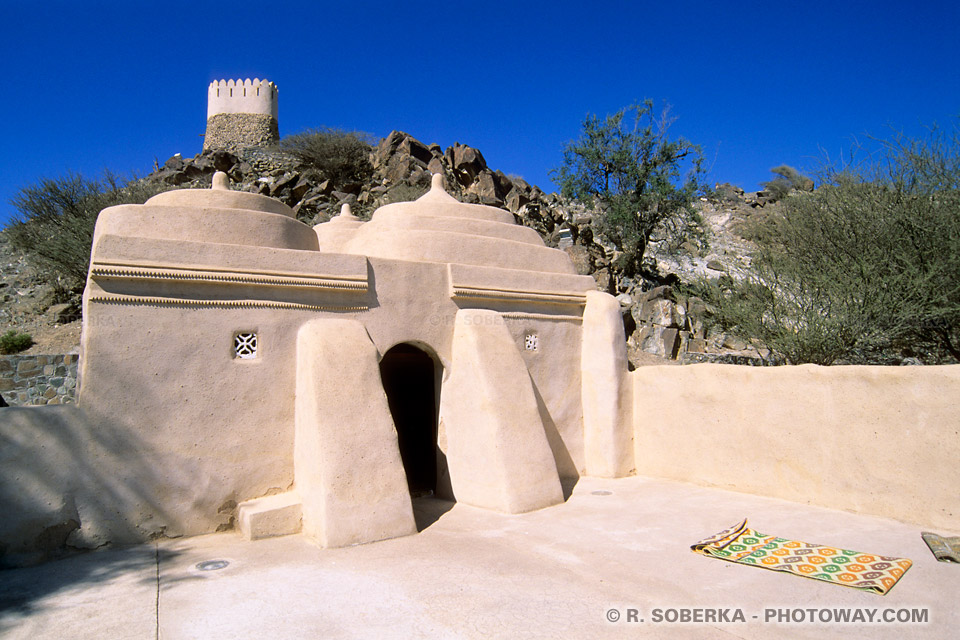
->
501, 311, 583, 323
90, 264, 367, 292
451, 284, 587, 306
89, 295, 367, 312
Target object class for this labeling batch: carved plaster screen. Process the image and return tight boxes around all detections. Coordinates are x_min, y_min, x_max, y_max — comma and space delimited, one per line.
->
234, 332, 258, 359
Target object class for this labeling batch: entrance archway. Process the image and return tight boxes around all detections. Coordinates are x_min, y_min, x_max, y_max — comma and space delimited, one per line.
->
379, 343, 440, 496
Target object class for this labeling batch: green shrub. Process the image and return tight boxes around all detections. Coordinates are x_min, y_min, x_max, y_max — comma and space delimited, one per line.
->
384, 183, 429, 204
760, 165, 814, 201
702, 123, 960, 364
0, 330, 34, 354
280, 128, 374, 188
5, 171, 167, 294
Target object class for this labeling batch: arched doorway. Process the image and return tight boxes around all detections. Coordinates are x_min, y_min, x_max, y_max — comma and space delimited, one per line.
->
379, 343, 440, 496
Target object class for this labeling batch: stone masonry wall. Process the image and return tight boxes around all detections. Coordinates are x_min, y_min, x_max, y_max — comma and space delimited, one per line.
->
0, 354, 78, 406
204, 113, 279, 151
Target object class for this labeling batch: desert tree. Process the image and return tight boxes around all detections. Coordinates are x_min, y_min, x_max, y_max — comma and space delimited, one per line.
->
550, 100, 707, 276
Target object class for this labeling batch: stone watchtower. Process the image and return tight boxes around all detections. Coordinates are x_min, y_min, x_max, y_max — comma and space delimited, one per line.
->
203, 78, 279, 152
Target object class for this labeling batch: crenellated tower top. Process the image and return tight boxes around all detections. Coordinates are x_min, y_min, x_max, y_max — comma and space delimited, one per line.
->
203, 78, 279, 151
207, 78, 278, 120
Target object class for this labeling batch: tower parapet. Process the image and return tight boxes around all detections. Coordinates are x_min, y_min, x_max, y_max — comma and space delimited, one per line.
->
203, 78, 279, 152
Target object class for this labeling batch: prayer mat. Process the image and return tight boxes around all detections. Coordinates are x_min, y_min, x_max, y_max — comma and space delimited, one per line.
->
692, 519, 912, 595
921, 531, 960, 563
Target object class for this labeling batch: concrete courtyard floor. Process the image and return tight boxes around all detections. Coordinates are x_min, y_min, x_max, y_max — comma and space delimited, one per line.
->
0, 475, 956, 639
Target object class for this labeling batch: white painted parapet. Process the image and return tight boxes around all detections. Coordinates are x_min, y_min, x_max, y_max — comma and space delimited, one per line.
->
207, 78, 278, 119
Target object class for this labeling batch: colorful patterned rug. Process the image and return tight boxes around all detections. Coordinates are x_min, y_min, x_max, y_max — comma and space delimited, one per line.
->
692, 519, 912, 595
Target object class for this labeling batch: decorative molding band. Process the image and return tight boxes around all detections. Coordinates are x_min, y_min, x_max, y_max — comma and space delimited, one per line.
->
89, 295, 367, 312
501, 311, 583, 324
90, 263, 368, 292
451, 284, 587, 306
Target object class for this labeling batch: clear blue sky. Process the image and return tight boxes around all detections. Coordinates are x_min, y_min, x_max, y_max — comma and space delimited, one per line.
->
2, 0, 957, 225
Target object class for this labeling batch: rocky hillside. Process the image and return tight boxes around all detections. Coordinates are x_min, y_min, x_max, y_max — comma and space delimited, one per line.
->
1, 131, 778, 366
0, 234, 82, 356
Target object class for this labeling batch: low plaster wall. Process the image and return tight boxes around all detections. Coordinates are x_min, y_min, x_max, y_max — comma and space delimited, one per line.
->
0, 406, 144, 566
0, 354, 78, 406
632, 363, 960, 532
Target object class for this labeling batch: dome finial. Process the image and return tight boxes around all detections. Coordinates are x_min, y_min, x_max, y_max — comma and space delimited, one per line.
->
417, 172, 459, 204
212, 171, 230, 190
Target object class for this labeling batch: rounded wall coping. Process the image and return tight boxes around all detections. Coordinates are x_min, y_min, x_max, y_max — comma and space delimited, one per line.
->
342, 228, 576, 274
371, 199, 514, 226
359, 212, 541, 245
147, 181, 294, 218
349, 172, 577, 273
93, 203, 318, 252
368, 173, 514, 226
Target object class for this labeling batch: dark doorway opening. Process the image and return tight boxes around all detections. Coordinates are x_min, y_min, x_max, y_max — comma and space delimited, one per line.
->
379, 343, 439, 496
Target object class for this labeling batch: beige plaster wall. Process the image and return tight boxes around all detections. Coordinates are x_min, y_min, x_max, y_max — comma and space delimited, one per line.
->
0, 406, 139, 564
8, 175, 600, 555
510, 315, 585, 478
77, 301, 304, 540
357, 257, 591, 478
632, 363, 960, 531
74, 244, 591, 541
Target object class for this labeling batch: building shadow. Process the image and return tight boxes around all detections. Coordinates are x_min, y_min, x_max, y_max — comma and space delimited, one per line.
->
560, 476, 580, 501
530, 378, 579, 501
0, 541, 184, 631
0, 345, 192, 618
411, 496, 455, 532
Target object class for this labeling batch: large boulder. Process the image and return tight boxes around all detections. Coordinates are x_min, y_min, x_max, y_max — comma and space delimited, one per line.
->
445, 142, 488, 185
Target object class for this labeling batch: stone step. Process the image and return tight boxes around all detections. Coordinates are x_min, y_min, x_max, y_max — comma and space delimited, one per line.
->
237, 492, 303, 541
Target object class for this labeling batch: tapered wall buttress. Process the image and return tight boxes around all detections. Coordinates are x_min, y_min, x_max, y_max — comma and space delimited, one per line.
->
581, 291, 634, 477
439, 309, 564, 513
295, 318, 416, 547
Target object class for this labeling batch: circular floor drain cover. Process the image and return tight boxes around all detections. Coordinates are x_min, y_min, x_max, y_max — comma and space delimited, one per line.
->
196, 560, 229, 571
591, 490, 613, 496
